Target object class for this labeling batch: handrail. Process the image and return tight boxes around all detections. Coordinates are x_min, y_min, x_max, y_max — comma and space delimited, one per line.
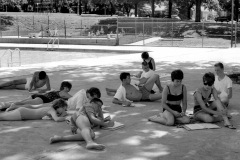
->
47, 37, 59, 50
0, 48, 21, 67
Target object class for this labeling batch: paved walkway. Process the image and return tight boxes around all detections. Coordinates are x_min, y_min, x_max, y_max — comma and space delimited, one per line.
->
0, 44, 240, 160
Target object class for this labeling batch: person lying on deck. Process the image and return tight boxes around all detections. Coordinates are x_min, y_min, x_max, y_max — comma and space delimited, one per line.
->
112, 72, 163, 107
0, 81, 72, 112
49, 98, 114, 150
106, 61, 162, 96
0, 99, 67, 122
0, 71, 51, 93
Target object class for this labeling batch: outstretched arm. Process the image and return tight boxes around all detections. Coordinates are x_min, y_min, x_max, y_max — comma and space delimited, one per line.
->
39, 76, 51, 93
87, 112, 113, 127
28, 72, 38, 91
48, 108, 66, 122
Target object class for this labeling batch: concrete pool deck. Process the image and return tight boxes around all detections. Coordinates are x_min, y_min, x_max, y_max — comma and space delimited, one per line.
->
0, 45, 240, 160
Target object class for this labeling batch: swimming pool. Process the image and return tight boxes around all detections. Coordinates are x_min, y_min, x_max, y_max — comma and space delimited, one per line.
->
0, 50, 120, 67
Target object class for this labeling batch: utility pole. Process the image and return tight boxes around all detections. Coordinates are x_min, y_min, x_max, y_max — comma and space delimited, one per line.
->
231, 0, 234, 48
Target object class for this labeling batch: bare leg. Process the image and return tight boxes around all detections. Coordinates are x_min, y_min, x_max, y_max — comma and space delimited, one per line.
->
106, 88, 117, 92
14, 97, 43, 105
106, 88, 117, 96
211, 100, 232, 126
0, 109, 22, 121
50, 115, 105, 150
149, 92, 162, 101
0, 79, 27, 89
144, 74, 163, 92
149, 111, 175, 126
49, 130, 95, 144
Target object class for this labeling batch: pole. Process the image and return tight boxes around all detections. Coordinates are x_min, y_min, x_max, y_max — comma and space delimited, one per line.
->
202, 22, 204, 48
235, 20, 237, 47
116, 16, 119, 45
231, 0, 234, 48
33, 16, 34, 31
64, 19, 66, 39
171, 22, 173, 46
143, 22, 145, 45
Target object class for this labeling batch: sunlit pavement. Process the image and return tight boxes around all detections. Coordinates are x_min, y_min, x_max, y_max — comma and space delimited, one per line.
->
0, 45, 240, 160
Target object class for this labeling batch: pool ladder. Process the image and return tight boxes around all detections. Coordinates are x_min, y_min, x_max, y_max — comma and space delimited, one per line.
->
47, 38, 59, 50
0, 48, 21, 67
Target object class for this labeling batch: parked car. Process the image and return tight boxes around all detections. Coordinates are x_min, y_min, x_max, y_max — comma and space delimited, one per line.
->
215, 16, 231, 22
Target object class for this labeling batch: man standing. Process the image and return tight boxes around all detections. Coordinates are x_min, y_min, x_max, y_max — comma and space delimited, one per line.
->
214, 62, 232, 106
0, 71, 51, 93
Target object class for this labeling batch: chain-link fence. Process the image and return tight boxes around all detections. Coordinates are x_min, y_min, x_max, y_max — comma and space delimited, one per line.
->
117, 17, 239, 48
0, 13, 116, 38
0, 14, 239, 48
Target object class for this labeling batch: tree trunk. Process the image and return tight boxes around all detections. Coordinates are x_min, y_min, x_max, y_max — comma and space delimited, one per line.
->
168, 0, 172, 18
134, 3, 138, 17
235, 0, 239, 21
78, 0, 81, 15
195, 0, 202, 22
151, 0, 155, 17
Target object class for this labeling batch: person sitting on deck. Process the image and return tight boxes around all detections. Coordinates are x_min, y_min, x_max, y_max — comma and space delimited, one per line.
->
106, 61, 162, 96
148, 69, 190, 126
193, 72, 235, 129
112, 72, 163, 107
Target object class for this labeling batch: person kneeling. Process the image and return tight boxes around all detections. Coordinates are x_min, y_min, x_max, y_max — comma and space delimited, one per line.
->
149, 70, 190, 126
49, 98, 114, 150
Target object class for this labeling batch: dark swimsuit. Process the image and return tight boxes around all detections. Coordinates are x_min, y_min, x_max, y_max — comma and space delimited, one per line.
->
31, 91, 62, 103
163, 85, 184, 113
144, 58, 154, 70
193, 88, 213, 114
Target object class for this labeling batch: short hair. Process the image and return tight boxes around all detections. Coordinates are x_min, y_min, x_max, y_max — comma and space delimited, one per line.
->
142, 61, 149, 66
39, 71, 47, 80
90, 98, 103, 106
141, 52, 149, 59
60, 81, 72, 91
203, 72, 215, 84
214, 62, 224, 69
86, 87, 101, 98
120, 72, 130, 81
171, 69, 184, 81
52, 99, 67, 110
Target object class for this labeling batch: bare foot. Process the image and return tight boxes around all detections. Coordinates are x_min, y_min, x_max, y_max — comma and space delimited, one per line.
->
49, 135, 61, 144
6, 104, 17, 112
0, 102, 11, 110
86, 142, 105, 150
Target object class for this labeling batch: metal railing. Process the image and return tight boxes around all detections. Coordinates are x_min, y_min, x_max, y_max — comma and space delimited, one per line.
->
0, 48, 21, 67
47, 37, 59, 50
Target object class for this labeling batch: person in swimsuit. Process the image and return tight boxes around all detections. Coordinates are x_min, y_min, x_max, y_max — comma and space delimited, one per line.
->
0, 99, 67, 122
67, 87, 101, 111
193, 72, 236, 129
49, 98, 114, 150
106, 61, 161, 96
0, 71, 51, 93
148, 70, 190, 125
141, 52, 156, 71
112, 72, 163, 106
0, 81, 72, 112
